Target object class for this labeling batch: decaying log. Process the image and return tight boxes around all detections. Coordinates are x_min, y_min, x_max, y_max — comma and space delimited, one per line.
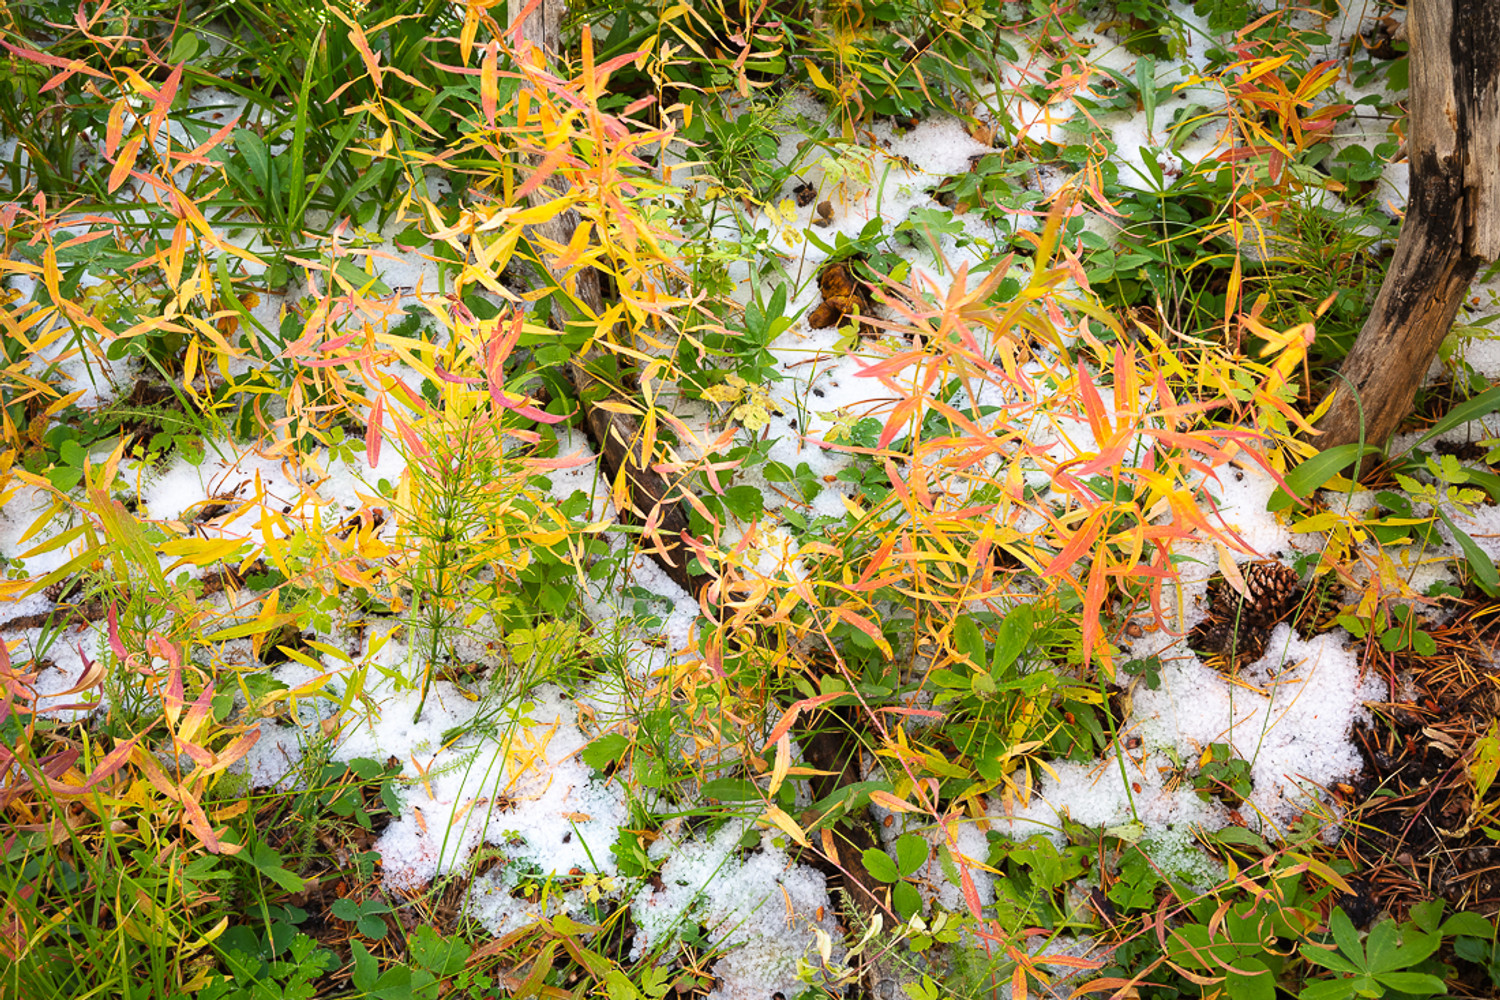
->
507, 0, 710, 598
1313, 1, 1500, 451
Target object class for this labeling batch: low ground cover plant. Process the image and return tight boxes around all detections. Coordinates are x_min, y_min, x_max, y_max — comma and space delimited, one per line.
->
6, 1, 1500, 999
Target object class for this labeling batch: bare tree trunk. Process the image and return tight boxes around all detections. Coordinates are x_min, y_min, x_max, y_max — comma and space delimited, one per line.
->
508, 0, 710, 598
1313, 0, 1499, 450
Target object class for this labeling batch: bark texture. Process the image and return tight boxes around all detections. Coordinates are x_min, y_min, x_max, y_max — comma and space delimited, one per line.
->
508, 0, 710, 598
1314, 0, 1500, 450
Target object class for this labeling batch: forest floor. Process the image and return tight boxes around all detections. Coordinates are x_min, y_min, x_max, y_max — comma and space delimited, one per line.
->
6, 2, 1500, 999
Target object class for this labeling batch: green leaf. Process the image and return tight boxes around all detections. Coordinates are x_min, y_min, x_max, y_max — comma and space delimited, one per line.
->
1329, 909, 1367, 969
58, 439, 86, 468
1301, 945, 1363, 976
862, 848, 901, 883
1386, 928, 1441, 972
1410, 385, 1500, 449
721, 485, 764, 519
1375, 971, 1448, 994
408, 926, 469, 975
894, 834, 928, 877
1268, 444, 1381, 512
580, 733, 630, 772
892, 880, 923, 920
1363, 918, 1399, 974
1224, 958, 1276, 1000
1461, 467, 1500, 503
332, 258, 392, 296
1299, 979, 1358, 1000
246, 843, 305, 892
604, 969, 647, 1000
701, 778, 762, 802
235, 129, 271, 190
993, 603, 1034, 674
351, 940, 378, 992
808, 780, 892, 819
1440, 911, 1494, 938
954, 615, 986, 669
1436, 508, 1500, 595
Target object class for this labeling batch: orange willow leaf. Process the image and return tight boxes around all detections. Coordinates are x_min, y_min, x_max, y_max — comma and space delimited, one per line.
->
481, 41, 500, 125
108, 136, 143, 193
145, 62, 183, 145
105, 98, 128, 158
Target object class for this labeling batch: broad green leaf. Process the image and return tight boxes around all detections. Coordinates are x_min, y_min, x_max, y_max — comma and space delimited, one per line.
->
1224, 958, 1275, 1000
895, 834, 928, 877
1299, 978, 1361, 1000
1410, 385, 1500, 449
1268, 443, 1381, 512
954, 615, 986, 669
701, 778, 761, 802
1328, 909, 1365, 970
580, 733, 630, 772
1363, 918, 1399, 974
1376, 971, 1448, 994
992, 603, 1033, 674
1385, 928, 1441, 972
1301, 945, 1361, 975
892, 880, 923, 920
351, 940, 377, 993
1441, 911, 1494, 939
1436, 509, 1500, 595
862, 848, 901, 883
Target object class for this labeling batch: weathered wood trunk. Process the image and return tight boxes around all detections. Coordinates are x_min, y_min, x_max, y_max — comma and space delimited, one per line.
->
1313, 0, 1500, 451
507, 0, 709, 599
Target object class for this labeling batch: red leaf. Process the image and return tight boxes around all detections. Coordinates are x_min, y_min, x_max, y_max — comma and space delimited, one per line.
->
366, 393, 384, 467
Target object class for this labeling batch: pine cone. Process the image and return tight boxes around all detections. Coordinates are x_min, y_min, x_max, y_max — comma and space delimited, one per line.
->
1189, 561, 1303, 670
1240, 560, 1301, 623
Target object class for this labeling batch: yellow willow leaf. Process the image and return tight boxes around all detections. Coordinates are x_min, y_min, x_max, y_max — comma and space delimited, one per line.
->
475, 227, 521, 275
43, 390, 85, 418
214, 800, 250, 821
527, 527, 570, 547
303, 640, 352, 665
159, 536, 248, 572
805, 59, 835, 93
1238, 52, 1293, 86
761, 805, 809, 847
273, 645, 323, 673
1216, 546, 1249, 600
593, 398, 643, 416
767, 733, 791, 796
182, 336, 200, 394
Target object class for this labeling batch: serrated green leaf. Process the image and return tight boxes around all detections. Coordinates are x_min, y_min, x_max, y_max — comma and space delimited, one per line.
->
581, 733, 630, 772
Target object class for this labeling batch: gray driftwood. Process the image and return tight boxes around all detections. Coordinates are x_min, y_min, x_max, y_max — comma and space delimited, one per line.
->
1314, 1, 1500, 450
